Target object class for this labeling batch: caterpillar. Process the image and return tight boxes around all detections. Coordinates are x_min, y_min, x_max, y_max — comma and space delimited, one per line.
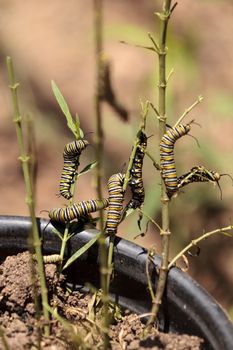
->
160, 123, 192, 197
33, 254, 62, 264
177, 166, 221, 189
177, 165, 233, 200
59, 139, 89, 200
105, 173, 125, 235
43, 254, 62, 264
49, 198, 109, 223
126, 131, 147, 210
177, 166, 233, 200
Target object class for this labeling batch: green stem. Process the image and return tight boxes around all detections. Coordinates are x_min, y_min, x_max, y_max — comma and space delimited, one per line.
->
106, 235, 114, 291
123, 102, 148, 192
174, 95, 203, 127
59, 225, 69, 264
145, 150, 160, 171
94, 1, 110, 348
6, 56, 50, 336
123, 139, 139, 192
146, 249, 156, 300
58, 174, 78, 270
147, 0, 173, 327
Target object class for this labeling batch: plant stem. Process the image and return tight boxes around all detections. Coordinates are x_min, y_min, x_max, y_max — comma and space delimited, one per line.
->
168, 226, 233, 269
137, 208, 162, 232
147, 0, 173, 326
59, 225, 69, 263
145, 150, 160, 171
58, 175, 78, 270
93, 1, 110, 348
174, 95, 203, 127
6, 57, 50, 336
123, 101, 148, 192
146, 248, 156, 300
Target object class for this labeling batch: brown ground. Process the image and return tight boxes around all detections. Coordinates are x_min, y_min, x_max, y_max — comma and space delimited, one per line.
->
0, 252, 204, 350
0, 0, 232, 316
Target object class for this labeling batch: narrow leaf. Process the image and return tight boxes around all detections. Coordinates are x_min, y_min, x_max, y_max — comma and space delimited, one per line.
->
52, 228, 63, 241
62, 232, 101, 270
87, 292, 97, 320
75, 113, 84, 139
51, 80, 77, 138
78, 161, 98, 177
221, 231, 233, 237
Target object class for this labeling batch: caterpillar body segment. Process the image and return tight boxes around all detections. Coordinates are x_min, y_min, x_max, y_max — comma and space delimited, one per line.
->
59, 139, 89, 199
43, 254, 62, 264
160, 123, 191, 197
49, 198, 109, 223
178, 166, 221, 189
106, 173, 125, 236
127, 131, 147, 210
63, 139, 89, 158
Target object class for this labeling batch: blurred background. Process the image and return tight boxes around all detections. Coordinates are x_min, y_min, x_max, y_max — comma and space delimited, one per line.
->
0, 0, 232, 318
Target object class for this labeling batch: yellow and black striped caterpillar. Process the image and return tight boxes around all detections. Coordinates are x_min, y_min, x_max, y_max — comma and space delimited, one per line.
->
33, 254, 62, 264
60, 139, 89, 200
43, 254, 62, 264
177, 166, 221, 189
177, 165, 231, 199
49, 198, 109, 223
126, 131, 147, 210
105, 173, 125, 235
160, 123, 191, 197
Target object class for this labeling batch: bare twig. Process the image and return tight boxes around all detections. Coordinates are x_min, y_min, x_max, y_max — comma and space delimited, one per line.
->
174, 95, 203, 127
168, 226, 233, 269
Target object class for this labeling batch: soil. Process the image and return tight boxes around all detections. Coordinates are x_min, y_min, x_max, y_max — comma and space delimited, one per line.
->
0, 252, 204, 350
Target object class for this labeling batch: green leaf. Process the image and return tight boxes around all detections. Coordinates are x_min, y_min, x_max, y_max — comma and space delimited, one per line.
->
155, 11, 165, 20
52, 228, 63, 240
51, 80, 78, 138
75, 113, 84, 139
62, 232, 101, 270
87, 292, 97, 320
221, 231, 233, 238
78, 161, 98, 177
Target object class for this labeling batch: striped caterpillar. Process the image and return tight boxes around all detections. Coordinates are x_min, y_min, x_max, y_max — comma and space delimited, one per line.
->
177, 166, 220, 189
160, 123, 192, 197
126, 131, 147, 210
49, 198, 109, 223
177, 165, 233, 199
59, 139, 89, 200
105, 173, 125, 236
42, 254, 62, 264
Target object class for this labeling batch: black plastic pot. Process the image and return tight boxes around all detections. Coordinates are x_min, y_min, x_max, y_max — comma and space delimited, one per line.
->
0, 215, 232, 350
